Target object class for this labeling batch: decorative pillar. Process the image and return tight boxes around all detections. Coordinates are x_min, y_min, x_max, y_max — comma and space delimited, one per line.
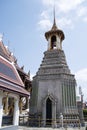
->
72, 83, 76, 107
60, 41, 62, 50
13, 98, 19, 126
48, 38, 51, 50
19, 98, 22, 114
4, 96, 8, 114
62, 83, 65, 112
0, 91, 3, 128
65, 83, 67, 107
70, 84, 73, 107
74, 86, 77, 106
67, 84, 69, 107
26, 97, 29, 110
52, 101, 57, 128
69, 82, 71, 107
42, 101, 46, 127
56, 36, 61, 50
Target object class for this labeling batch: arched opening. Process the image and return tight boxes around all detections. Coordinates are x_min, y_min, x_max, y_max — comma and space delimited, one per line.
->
46, 98, 52, 126
51, 35, 57, 49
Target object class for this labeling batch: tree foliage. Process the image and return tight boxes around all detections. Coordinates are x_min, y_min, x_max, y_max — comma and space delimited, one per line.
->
83, 109, 87, 121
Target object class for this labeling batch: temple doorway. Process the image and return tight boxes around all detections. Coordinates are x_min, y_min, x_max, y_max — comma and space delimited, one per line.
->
46, 98, 52, 126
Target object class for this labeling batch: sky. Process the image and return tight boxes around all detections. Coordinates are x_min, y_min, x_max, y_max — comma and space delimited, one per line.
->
0, 0, 87, 101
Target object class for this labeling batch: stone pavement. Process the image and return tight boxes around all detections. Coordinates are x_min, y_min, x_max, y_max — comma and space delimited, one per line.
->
18, 126, 86, 130
0, 126, 18, 130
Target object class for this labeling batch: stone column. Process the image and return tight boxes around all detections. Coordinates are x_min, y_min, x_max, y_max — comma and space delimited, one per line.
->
48, 38, 51, 50
0, 91, 3, 128
13, 97, 19, 126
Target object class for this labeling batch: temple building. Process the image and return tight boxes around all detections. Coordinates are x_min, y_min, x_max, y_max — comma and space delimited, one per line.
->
0, 39, 31, 128
30, 16, 84, 127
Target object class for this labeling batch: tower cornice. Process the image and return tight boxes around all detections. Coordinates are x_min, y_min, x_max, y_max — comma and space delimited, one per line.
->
45, 29, 65, 41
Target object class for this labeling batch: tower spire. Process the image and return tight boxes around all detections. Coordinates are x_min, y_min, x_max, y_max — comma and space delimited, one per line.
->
53, 2, 56, 26
45, 1, 65, 50
51, 2, 57, 30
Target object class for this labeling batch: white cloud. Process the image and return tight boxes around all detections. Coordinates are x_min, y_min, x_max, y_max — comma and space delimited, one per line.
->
38, 15, 74, 31
77, 6, 87, 17
38, 0, 87, 30
38, 11, 52, 30
40, 11, 49, 19
75, 68, 87, 82
75, 68, 87, 101
57, 18, 74, 29
38, 19, 52, 30
42, 0, 53, 6
42, 0, 86, 13
57, 0, 86, 13
0, 34, 3, 42
30, 74, 35, 81
83, 17, 87, 22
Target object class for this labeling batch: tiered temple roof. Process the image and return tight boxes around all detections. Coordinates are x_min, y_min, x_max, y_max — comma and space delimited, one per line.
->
0, 40, 30, 97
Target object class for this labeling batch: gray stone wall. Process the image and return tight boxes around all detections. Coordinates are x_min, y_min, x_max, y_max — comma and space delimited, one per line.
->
30, 49, 81, 126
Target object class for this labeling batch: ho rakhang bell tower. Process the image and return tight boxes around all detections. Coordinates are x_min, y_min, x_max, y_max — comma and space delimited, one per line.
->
30, 14, 80, 127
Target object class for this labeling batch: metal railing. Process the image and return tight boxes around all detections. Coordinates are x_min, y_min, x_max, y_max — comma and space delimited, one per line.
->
2, 115, 13, 126
84, 116, 87, 121
19, 115, 83, 128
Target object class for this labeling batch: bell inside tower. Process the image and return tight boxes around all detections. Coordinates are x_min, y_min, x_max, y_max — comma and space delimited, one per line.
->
51, 35, 57, 49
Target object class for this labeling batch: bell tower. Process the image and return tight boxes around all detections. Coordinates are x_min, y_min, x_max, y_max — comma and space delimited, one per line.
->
45, 10, 64, 51
29, 9, 84, 127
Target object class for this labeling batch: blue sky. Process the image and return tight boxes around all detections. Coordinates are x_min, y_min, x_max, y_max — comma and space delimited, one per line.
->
0, 0, 87, 101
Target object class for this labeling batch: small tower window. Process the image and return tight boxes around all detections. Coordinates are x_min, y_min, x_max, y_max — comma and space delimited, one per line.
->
51, 35, 57, 49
